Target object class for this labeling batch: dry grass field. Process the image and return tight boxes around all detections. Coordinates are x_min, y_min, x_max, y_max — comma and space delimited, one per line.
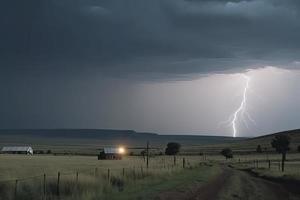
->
0, 154, 220, 200
1, 129, 300, 199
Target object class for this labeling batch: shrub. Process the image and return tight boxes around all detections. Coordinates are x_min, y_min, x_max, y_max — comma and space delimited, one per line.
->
221, 148, 233, 159
165, 142, 181, 155
256, 145, 262, 153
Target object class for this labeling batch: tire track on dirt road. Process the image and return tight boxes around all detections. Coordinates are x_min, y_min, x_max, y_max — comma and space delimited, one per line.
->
156, 166, 300, 200
156, 166, 232, 200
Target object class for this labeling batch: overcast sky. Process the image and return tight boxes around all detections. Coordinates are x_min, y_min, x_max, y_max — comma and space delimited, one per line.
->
1, 0, 300, 137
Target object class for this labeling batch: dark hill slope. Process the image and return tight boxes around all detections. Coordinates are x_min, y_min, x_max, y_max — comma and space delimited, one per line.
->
194, 129, 300, 154
0, 129, 243, 154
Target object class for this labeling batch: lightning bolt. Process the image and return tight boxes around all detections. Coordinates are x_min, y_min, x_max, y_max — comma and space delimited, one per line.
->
218, 74, 253, 137
231, 74, 250, 137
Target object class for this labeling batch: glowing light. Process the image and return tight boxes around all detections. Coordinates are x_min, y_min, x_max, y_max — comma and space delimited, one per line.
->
118, 147, 125, 154
231, 74, 250, 137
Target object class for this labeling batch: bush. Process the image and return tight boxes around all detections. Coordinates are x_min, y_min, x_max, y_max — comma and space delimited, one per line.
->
34, 150, 44, 154
221, 148, 233, 159
140, 150, 146, 156
165, 142, 181, 155
256, 145, 262, 153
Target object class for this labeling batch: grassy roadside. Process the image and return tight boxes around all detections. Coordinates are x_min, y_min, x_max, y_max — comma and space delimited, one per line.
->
231, 160, 300, 181
0, 155, 221, 200
105, 164, 221, 200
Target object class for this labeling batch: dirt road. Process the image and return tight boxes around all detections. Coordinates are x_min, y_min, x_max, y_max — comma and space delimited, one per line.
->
156, 166, 300, 200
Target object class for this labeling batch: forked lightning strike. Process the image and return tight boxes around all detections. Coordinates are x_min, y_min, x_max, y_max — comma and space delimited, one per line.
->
231, 75, 250, 137
218, 74, 253, 137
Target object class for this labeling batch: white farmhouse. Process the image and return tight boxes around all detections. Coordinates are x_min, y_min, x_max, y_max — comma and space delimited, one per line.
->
1, 146, 33, 155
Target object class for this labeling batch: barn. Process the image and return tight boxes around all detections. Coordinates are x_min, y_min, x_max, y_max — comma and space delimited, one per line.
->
1, 146, 33, 155
98, 147, 124, 160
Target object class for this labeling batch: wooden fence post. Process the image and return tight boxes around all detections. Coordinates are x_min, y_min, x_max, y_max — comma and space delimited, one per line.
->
141, 166, 144, 176
95, 168, 98, 177
183, 158, 186, 169
76, 171, 79, 183
107, 168, 110, 182
57, 172, 60, 197
173, 156, 176, 166
122, 168, 125, 177
43, 173, 46, 198
14, 179, 18, 199
268, 160, 271, 169
146, 141, 149, 169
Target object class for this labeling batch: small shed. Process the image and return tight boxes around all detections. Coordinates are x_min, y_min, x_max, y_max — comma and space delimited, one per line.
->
98, 147, 123, 160
1, 146, 33, 155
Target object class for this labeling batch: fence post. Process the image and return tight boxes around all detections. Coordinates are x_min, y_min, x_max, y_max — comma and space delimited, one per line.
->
107, 168, 110, 182
268, 160, 271, 169
57, 172, 60, 197
122, 168, 125, 177
141, 166, 144, 176
14, 179, 18, 199
146, 141, 149, 169
95, 168, 98, 177
76, 171, 79, 183
183, 158, 186, 169
173, 156, 176, 166
43, 173, 46, 198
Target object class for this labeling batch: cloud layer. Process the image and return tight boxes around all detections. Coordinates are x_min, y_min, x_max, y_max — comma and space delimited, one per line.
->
1, 0, 300, 77
1, 1, 300, 135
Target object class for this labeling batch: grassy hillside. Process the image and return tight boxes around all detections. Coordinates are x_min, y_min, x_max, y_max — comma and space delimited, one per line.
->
198, 129, 300, 154
0, 129, 243, 154
1, 129, 299, 155
239, 129, 300, 151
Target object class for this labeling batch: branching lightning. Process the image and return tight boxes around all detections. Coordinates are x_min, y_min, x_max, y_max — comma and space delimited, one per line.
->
218, 74, 254, 137
231, 75, 250, 137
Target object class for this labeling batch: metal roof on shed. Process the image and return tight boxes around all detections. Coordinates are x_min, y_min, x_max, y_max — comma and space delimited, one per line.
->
1, 146, 32, 152
103, 148, 119, 154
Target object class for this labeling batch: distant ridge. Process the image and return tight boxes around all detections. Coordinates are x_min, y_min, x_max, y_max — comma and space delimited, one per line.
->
0, 129, 243, 154
0, 129, 158, 138
232, 129, 300, 152
251, 129, 300, 140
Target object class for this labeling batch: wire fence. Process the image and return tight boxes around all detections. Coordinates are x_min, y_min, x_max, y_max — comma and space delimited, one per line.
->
0, 156, 197, 200
1, 155, 299, 199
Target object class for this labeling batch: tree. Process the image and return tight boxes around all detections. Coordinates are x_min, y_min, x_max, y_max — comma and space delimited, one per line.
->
221, 148, 233, 159
256, 145, 262, 153
165, 142, 181, 155
271, 134, 290, 172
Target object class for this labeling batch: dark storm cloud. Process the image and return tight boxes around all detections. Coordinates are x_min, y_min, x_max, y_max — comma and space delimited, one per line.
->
1, 0, 300, 76
1, 0, 300, 134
